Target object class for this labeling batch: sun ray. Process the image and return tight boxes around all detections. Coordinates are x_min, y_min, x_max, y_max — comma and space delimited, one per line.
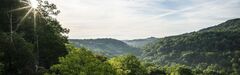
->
9, 6, 31, 12
15, 8, 33, 31
36, 9, 48, 21
19, 0, 30, 5
36, 10, 43, 17
34, 10, 37, 32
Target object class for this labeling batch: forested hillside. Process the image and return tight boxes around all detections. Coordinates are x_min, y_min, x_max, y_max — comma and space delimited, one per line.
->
123, 37, 158, 48
69, 38, 141, 57
142, 18, 240, 74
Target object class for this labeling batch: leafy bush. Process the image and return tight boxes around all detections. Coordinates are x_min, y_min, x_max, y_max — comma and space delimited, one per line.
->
107, 55, 147, 75
47, 45, 115, 75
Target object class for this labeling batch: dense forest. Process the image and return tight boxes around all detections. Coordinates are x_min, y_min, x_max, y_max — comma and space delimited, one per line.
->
142, 18, 240, 75
0, 0, 240, 75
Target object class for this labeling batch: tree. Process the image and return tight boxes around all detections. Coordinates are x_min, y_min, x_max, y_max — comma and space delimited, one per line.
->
0, 0, 69, 74
37, 18, 69, 68
203, 64, 226, 75
0, 47, 3, 75
47, 45, 115, 75
143, 63, 166, 75
0, 63, 3, 75
107, 55, 146, 75
165, 64, 193, 75
0, 33, 35, 75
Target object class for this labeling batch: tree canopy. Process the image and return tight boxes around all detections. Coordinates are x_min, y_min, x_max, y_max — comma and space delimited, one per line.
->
47, 45, 116, 75
0, 0, 68, 74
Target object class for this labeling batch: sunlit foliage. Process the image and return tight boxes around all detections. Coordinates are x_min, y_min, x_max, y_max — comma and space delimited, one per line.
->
46, 45, 116, 75
107, 55, 146, 75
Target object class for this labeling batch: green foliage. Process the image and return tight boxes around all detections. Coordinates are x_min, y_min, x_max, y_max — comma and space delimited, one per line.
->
0, 33, 35, 75
37, 18, 69, 68
202, 64, 226, 75
163, 65, 193, 75
142, 18, 240, 74
0, 50, 3, 75
47, 45, 115, 75
107, 55, 146, 75
0, 62, 3, 75
0, 0, 68, 74
143, 63, 166, 75
0, 40, 3, 75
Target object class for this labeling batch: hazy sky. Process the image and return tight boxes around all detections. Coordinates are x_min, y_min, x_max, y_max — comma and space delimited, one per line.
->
48, 0, 240, 40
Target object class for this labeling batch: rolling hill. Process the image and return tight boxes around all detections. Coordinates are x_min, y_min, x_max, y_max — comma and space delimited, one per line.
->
142, 18, 240, 72
123, 37, 158, 48
69, 38, 141, 57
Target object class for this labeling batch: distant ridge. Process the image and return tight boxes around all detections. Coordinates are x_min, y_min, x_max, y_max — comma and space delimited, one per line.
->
69, 38, 141, 57
123, 37, 158, 48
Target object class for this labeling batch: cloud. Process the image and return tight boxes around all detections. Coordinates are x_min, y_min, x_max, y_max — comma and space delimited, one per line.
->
48, 0, 240, 40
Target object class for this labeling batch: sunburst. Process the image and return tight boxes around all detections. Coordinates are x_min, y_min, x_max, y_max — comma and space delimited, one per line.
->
9, 0, 42, 32
30, 0, 39, 9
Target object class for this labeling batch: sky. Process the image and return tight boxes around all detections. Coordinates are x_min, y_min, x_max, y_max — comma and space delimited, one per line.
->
48, 0, 240, 40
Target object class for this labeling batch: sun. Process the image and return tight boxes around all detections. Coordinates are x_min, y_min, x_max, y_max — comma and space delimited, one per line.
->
29, 0, 39, 9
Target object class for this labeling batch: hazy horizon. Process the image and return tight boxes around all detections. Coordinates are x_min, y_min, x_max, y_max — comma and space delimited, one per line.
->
68, 36, 157, 40
49, 0, 240, 40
